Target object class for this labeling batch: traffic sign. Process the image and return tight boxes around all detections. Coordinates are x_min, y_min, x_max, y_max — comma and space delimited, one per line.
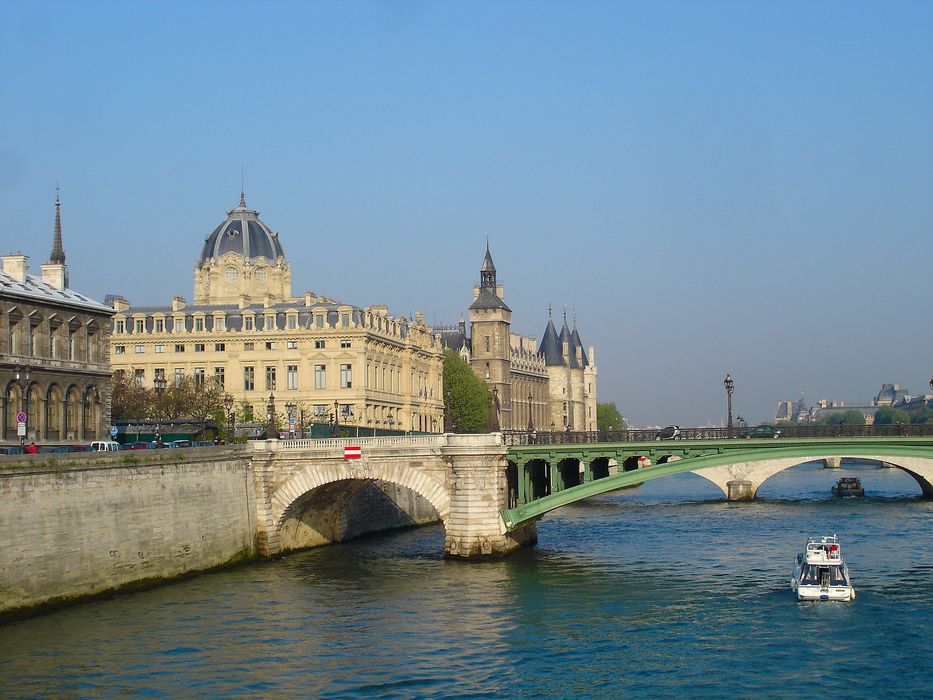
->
17, 423, 26, 437
289, 417, 296, 426
110, 426, 118, 437
16, 412, 26, 424
344, 446, 362, 460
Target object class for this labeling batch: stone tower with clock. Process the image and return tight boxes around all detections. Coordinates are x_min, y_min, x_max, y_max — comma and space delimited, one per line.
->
193, 193, 291, 305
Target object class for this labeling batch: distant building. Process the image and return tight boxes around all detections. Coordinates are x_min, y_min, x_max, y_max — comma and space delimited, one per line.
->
1, 194, 114, 445
775, 383, 927, 424
438, 245, 598, 431
108, 194, 444, 433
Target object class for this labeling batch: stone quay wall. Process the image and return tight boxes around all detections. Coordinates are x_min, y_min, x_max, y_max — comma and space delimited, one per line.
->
0, 448, 257, 620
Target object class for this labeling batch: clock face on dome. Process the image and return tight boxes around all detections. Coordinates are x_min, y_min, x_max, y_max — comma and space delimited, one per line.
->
224, 267, 239, 283
254, 267, 268, 283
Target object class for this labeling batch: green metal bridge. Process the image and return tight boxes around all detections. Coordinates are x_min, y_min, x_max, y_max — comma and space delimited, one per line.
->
500, 430, 933, 531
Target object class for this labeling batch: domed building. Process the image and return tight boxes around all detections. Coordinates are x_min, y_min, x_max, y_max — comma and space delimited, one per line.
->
110, 194, 444, 436
194, 194, 291, 306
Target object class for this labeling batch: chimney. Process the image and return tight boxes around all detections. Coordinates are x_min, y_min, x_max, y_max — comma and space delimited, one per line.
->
172, 296, 186, 311
41, 262, 67, 290
2, 253, 28, 283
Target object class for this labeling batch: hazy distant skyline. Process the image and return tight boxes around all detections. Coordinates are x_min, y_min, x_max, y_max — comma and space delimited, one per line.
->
2, 1, 931, 426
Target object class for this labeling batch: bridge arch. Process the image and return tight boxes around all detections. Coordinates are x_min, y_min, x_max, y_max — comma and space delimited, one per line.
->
693, 453, 933, 500
271, 460, 450, 553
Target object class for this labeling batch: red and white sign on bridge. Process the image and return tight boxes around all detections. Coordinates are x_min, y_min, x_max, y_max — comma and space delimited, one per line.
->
344, 446, 362, 460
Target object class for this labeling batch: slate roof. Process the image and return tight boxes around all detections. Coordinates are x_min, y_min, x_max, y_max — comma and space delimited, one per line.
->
0, 268, 112, 314
199, 194, 285, 263
538, 317, 564, 366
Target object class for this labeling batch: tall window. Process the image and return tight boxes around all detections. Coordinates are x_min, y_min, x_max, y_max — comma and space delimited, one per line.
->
244, 317, 254, 331
155, 319, 164, 333
134, 369, 145, 387
340, 364, 352, 389
174, 318, 184, 332
315, 313, 324, 328
314, 364, 326, 389
214, 366, 225, 388
115, 320, 125, 334
244, 366, 255, 391
341, 313, 350, 328
287, 315, 297, 330
194, 367, 205, 385
287, 365, 298, 390
484, 335, 490, 352
195, 317, 204, 332
135, 319, 144, 333
265, 366, 276, 390
174, 368, 184, 385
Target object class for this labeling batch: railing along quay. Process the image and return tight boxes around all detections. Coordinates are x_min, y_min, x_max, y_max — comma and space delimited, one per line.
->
502, 423, 933, 446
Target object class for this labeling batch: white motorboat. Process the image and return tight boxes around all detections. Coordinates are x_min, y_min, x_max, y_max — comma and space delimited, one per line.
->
791, 535, 855, 601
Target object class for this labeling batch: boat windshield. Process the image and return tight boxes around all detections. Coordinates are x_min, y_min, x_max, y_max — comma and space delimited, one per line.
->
800, 565, 848, 586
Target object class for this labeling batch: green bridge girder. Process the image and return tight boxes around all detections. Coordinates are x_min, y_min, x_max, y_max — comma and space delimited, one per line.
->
500, 437, 933, 531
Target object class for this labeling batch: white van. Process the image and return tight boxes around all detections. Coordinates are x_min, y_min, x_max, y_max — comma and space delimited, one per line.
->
89, 440, 121, 452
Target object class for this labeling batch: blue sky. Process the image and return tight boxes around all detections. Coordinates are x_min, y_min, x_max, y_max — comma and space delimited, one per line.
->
2, 1, 931, 426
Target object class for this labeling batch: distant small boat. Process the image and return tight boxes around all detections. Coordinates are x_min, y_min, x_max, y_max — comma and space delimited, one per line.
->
832, 476, 864, 497
791, 535, 855, 602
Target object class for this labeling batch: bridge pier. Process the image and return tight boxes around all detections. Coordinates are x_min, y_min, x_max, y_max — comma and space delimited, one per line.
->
726, 479, 755, 501
823, 457, 842, 469
444, 439, 537, 558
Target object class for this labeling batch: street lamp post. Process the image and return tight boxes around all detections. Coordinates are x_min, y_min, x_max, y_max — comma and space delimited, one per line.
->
299, 407, 305, 439
15, 366, 31, 450
285, 402, 296, 439
266, 393, 276, 439
527, 392, 534, 432
332, 399, 339, 437
724, 373, 735, 432
153, 374, 166, 445
222, 392, 234, 444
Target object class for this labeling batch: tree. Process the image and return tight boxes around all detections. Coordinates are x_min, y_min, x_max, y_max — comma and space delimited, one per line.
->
596, 402, 626, 430
110, 371, 153, 420
442, 349, 490, 433
822, 410, 866, 426
873, 406, 911, 425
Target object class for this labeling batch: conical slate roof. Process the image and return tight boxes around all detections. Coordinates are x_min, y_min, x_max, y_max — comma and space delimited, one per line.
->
558, 317, 580, 369
538, 316, 564, 366
572, 326, 588, 367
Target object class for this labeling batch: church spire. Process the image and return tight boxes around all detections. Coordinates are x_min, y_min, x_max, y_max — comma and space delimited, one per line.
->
50, 187, 65, 264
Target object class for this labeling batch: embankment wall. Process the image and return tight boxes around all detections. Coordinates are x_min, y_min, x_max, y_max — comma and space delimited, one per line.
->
0, 449, 256, 619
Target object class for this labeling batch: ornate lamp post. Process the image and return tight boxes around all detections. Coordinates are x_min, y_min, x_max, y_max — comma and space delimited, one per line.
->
222, 392, 234, 444
299, 407, 305, 439
14, 366, 31, 450
332, 399, 339, 437
153, 374, 166, 445
527, 392, 534, 432
285, 402, 296, 439
724, 373, 735, 432
266, 393, 276, 439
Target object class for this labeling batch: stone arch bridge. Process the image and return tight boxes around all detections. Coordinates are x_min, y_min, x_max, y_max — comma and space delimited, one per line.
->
250, 433, 933, 558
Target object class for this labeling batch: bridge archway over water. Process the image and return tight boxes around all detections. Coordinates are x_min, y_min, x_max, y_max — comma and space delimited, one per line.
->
271, 461, 450, 554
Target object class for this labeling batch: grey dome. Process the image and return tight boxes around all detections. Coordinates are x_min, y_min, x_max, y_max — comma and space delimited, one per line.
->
199, 194, 285, 264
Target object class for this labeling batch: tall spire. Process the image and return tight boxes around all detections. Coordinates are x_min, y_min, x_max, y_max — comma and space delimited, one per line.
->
50, 186, 65, 264
240, 166, 246, 207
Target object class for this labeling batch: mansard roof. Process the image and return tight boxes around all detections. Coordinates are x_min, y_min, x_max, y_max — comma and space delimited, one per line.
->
437, 326, 471, 353
538, 317, 564, 366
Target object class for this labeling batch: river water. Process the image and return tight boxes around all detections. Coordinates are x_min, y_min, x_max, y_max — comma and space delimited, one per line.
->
2, 462, 932, 698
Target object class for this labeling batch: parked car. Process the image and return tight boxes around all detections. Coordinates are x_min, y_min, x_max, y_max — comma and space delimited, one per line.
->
89, 440, 121, 452
656, 425, 681, 440
123, 441, 152, 450
741, 425, 781, 439
169, 439, 192, 448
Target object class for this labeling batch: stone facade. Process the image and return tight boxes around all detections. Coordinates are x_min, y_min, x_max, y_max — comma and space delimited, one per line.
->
109, 195, 444, 434
0, 195, 113, 446
439, 245, 598, 431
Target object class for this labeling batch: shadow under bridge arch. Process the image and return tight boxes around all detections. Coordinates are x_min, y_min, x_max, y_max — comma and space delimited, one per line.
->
272, 461, 450, 554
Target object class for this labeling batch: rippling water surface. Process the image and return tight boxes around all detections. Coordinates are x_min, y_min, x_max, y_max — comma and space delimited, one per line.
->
3, 463, 932, 698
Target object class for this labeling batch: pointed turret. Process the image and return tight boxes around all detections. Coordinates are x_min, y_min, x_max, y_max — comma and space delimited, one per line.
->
571, 310, 588, 367
50, 188, 65, 264
558, 309, 579, 369
470, 242, 510, 311
538, 305, 564, 366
